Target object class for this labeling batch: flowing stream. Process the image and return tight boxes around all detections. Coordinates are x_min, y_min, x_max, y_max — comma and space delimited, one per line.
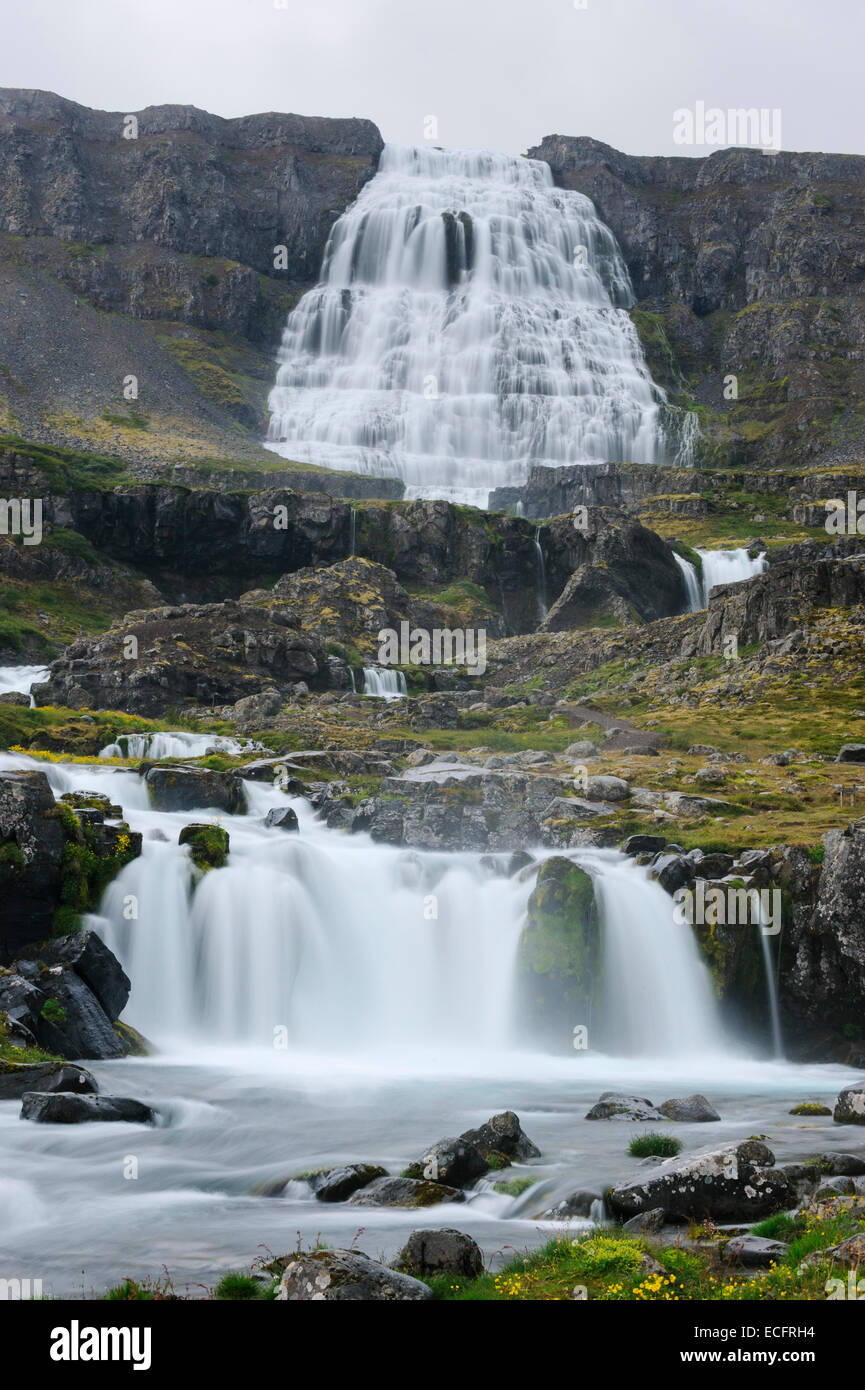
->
0, 748, 856, 1297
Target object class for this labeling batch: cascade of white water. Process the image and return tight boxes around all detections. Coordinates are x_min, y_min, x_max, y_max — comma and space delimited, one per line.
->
96, 790, 532, 1053
696, 547, 768, 605
0, 664, 49, 707
98, 731, 253, 760
265, 144, 669, 505
362, 666, 407, 699
673, 553, 703, 613
578, 849, 724, 1058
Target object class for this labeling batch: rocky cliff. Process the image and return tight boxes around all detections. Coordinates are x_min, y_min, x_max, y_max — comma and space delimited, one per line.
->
530, 135, 865, 472
0, 89, 383, 462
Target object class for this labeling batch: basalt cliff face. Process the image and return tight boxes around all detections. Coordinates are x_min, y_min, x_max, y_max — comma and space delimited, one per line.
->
0, 90, 383, 461
530, 135, 865, 471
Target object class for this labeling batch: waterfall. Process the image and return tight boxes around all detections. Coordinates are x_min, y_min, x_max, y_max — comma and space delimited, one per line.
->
696, 547, 768, 605
265, 144, 668, 506
673, 553, 703, 613
0, 664, 49, 707
362, 666, 407, 699
96, 789, 531, 1053
98, 731, 251, 760
534, 526, 548, 621
348, 506, 357, 556
581, 850, 724, 1057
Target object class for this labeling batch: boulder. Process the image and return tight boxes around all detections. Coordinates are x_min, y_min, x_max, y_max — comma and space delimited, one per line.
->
836, 744, 865, 763
622, 1208, 666, 1233
0, 1061, 98, 1100
233, 689, 282, 731
585, 775, 630, 803
0, 769, 65, 953
178, 823, 230, 870
348, 1176, 464, 1208
459, 1110, 541, 1163
623, 834, 666, 856
821, 1153, 865, 1176
276, 1248, 433, 1301
145, 767, 245, 815
650, 853, 693, 895
404, 1137, 488, 1188
517, 858, 599, 1047
539, 1190, 601, 1220
607, 1140, 794, 1222
27, 929, 130, 1021
834, 1082, 865, 1125
393, 1228, 484, 1278
585, 1092, 667, 1122
21, 1092, 155, 1124
312, 1164, 388, 1203
264, 807, 299, 833
658, 1094, 721, 1123
724, 1234, 789, 1267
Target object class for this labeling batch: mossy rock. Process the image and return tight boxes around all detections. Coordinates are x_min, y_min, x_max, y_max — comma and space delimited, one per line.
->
178, 823, 230, 871
113, 1021, 151, 1057
789, 1102, 832, 1117
517, 857, 599, 1048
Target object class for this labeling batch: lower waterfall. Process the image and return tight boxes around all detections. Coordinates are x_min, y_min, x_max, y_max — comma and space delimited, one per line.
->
81, 776, 727, 1062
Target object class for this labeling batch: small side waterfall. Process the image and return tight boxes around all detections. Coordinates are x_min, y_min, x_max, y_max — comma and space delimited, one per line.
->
673, 553, 703, 613
696, 547, 768, 604
534, 526, 548, 621
98, 731, 250, 760
362, 666, 407, 699
581, 850, 724, 1058
0, 664, 49, 707
348, 506, 357, 556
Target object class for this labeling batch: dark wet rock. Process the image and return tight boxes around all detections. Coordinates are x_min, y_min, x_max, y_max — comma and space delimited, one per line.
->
403, 1137, 488, 1188
622, 1208, 666, 1233
834, 1082, 865, 1125
21, 1092, 154, 1124
264, 806, 299, 833
540, 1190, 601, 1220
623, 834, 666, 856
650, 853, 693, 895
724, 1234, 789, 1267
145, 766, 245, 815
393, 1228, 484, 1279
29, 929, 131, 1021
311, 1164, 388, 1203
658, 1094, 721, 1123
607, 1140, 794, 1222
275, 1248, 433, 1301
0, 769, 65, 954
348, 1176, 465, 1208
585, 1092, 667, 1122
460, 1110, 541, 1164
0, 1061, 98, 1100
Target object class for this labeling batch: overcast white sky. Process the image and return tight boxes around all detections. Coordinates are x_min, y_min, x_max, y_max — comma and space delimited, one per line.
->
1, 0, 862, 157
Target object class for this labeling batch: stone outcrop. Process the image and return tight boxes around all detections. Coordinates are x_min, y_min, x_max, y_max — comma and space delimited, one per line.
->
530, 135, 865, 471
607, 1140, 795, 1223
0, 90, 383, 459
275, 1248, 433, 1301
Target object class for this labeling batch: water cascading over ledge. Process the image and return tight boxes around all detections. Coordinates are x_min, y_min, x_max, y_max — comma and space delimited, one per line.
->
265, 144, 672, 506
